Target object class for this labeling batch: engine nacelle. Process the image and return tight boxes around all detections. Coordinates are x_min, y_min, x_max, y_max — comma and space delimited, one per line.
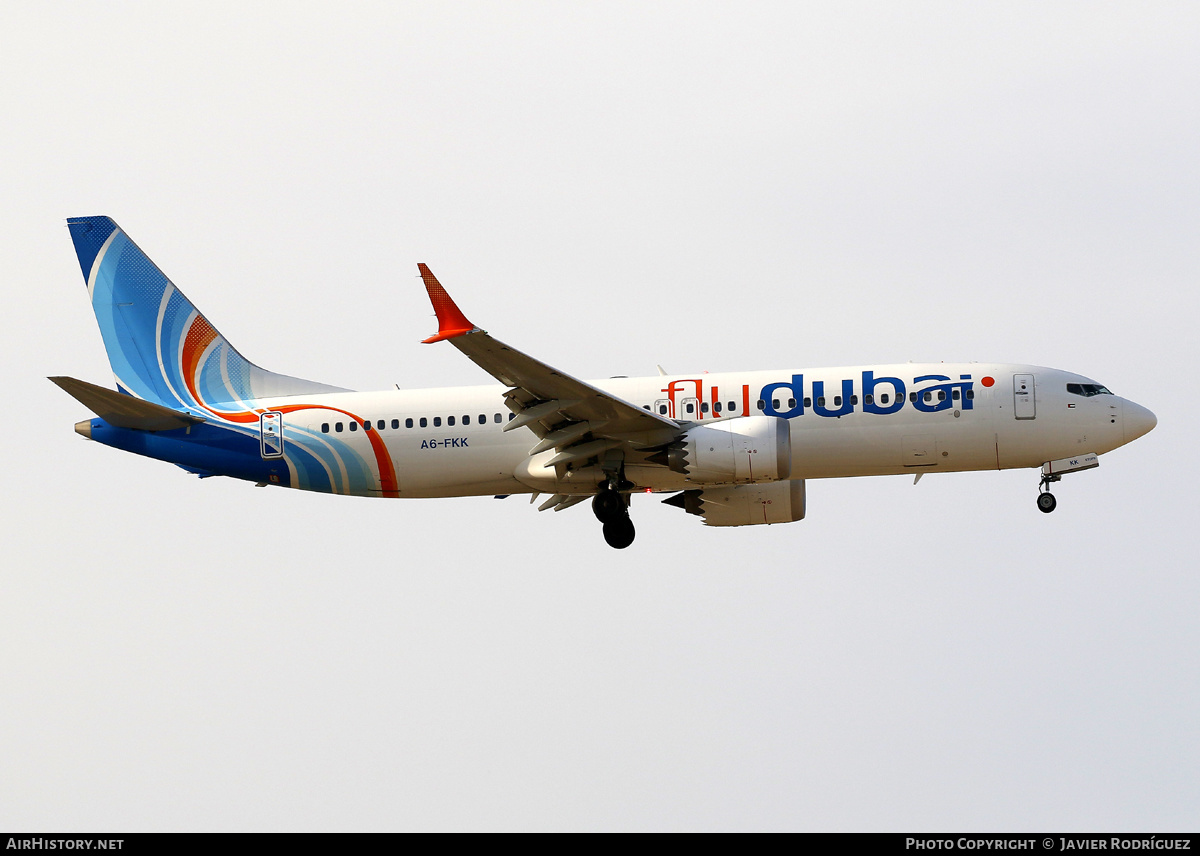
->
657, 415, 791, 484
664, 479, 807, 527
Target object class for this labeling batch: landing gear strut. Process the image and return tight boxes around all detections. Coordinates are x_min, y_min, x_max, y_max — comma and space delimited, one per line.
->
593, 479, 635, 549
1037, 472, 1060, 514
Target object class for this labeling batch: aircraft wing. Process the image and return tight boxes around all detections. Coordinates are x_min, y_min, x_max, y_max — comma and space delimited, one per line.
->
418, 264, 680, 466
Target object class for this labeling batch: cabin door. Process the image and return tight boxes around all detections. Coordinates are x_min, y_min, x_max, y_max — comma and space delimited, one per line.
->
1013, 374, 1036, 420
260, 411, 284, 458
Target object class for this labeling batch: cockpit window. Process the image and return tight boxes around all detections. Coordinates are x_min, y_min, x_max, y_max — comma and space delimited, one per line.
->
1067, 382, 1113, 397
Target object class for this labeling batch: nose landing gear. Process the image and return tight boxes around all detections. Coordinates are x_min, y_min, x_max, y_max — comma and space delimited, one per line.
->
593, 481, 635, 548
1035, 453, 1100, 514
1037, 472, 1060, 513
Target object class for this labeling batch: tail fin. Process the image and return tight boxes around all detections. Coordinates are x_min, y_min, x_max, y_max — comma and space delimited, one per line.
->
67, 216, 346, 415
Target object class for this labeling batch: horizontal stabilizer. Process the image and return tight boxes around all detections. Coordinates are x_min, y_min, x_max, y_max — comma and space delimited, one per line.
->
50, 376, 205, 431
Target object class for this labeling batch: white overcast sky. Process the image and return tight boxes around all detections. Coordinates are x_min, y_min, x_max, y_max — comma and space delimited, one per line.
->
2, 2, 1197, 831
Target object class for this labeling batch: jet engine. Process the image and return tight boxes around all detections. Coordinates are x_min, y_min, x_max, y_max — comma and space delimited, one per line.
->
648, 415, 790, 484
663, 479, 807, 527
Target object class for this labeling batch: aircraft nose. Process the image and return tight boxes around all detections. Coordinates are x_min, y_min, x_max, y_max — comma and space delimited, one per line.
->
1123, 400, 1157, 443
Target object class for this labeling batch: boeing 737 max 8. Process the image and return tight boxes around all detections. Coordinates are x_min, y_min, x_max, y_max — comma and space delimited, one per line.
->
52, 216, 1157, 548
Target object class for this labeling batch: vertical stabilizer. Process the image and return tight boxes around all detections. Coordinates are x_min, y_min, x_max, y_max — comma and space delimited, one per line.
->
66, 217, 346, 416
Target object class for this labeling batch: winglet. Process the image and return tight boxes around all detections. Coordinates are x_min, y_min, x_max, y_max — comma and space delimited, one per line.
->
418, 263, 477, 343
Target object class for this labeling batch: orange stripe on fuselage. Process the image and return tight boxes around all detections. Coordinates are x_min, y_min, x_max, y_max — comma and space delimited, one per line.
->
179, 316, 399, 496
277, 404, 400, 498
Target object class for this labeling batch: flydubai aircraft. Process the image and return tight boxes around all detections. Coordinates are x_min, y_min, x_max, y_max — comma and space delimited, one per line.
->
54, 216, 1156, 548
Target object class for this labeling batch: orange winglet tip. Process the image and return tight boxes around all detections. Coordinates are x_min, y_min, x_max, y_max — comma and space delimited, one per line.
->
418, 263, 476, 344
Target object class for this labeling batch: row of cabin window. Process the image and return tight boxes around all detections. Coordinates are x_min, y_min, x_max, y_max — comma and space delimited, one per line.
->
653, 389, 975, 415
319, 387, 981, 433
321, 412, 515, 434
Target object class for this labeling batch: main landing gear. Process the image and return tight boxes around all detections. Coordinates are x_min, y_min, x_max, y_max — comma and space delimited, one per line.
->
593, 482, 635, 549
1037, 472, 1060, 514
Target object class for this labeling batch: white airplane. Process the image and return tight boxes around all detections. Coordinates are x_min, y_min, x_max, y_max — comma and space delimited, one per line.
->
53, 216, 1156, 548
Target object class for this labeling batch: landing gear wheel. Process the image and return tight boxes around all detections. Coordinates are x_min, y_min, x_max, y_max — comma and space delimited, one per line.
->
1037, 492, 1057, 513
602, 516, 636, 549
592, 489, 625, 523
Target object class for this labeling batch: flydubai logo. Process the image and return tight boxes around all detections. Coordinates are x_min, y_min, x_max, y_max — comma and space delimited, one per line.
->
660, 372, 994, 420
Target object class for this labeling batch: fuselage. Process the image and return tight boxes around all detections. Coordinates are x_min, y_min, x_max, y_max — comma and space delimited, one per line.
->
60, 216, 1159, 544
80, 362, 1156, 499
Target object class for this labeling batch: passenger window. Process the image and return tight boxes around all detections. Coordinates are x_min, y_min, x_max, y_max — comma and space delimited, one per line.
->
363, 421, 371, 431
952, 390, 960, 400
817, 396, 825, 407
924, 391, 933, 402
788, 398, 796, 408
910, 392, 917, 402
479, 414, 486, 424
701, 403, 709, 413
392, 419, 400, 429
850, 395, 858, 405
463, 415, 471, 425
756, 400, 765, 410
659, 405, 668, 415
447, 416, 455, 426
966, 390, 974, 400
937, 391, 946, 401
321, 423, 330, 433
803, 397, 811, 408
772, 399, 780, 408
419, 417, 427, 428
508, 413, 515, 421
643, 404, 650, 410
864, 395, 874, 405
404, 418, 412, 428
713, 402, 721, 414
686, 402, 694, 414
880, 394, 889, 404
378, 420, 386, 430
494, 413, 502, 423
434, 417, 442, 427
350, 422, 358, 432
728, 401, 736, 412
833, 396, 842, 406
335, 422, 344, 433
